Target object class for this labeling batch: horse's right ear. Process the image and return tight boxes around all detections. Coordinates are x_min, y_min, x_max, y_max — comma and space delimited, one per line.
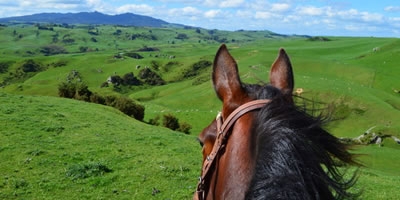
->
269, 48, 294, 96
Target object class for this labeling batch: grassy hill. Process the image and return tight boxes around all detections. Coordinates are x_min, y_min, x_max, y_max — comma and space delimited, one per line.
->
1, 23, 400, 199
0, 92, 200, 199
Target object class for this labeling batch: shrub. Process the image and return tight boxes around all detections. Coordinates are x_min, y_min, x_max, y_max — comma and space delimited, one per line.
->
100, 81, 109, 88
75, 83, 92, 102
150, 60, 160, 71
148, 115, 160, 126
131, 33, 157, 41
162, 113, 180, 131
162, 61, 179, 72
178, 122, 192, 134
62, 38, 75, 44
110, 96, 144, 121
109, 75, 124, 86
182, 60, 212, 78
138, 68, 165, 86
40, 44, 67, 56
307, 36, 331, 41
79, 46, 89, 52
125, 52, 143, 59
51, 60, 68, 67
90, 93, 106, 105
104, 95, 117, 105
176, 33, 188, 40
137, 46, 159, 52
58, 81, 76, 98
21, 59, 42, 73
0, 61, 12, 73
122, 72, 142, 86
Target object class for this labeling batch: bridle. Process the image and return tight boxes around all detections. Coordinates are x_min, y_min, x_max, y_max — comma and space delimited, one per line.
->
196, 99, 271, 200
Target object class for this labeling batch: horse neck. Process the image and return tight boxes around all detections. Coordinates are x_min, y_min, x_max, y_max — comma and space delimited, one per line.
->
209, 114, 257, 199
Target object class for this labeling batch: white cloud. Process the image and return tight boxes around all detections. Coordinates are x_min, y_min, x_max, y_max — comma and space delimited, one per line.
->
204, 9, 221, 18
236, 10, 252, 18
360, 12, 383, 23
336, 9, 384, 24
296, 6, 324, 16
344, 24, 360, 31
283, 15, 301, 23
219, 0, 244, 8
15, 0, 82, 9
116, 4, 155, 15
270, 3, 290, 12
255, 11, 275, 19
203, 0, 217, 7
384, 6, 400, 12
169, 6, 202, 17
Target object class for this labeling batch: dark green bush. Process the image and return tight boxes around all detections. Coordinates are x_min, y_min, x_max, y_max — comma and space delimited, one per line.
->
57, 71, 145, 121
125, 52, 143, 59
58, 82, 76, 98
162, 113, 180, 131
40, 44, 67, 56
175, 33, 188, 40
182, 60, 212, 78
160, 113, 192, 133
148, 115, 160, 126
75, 83, 92, 102
122, 72, 142, 86
100, 81, 109, 88
138, 68, 165, 85
104, 95, 117, 105
0, 61, 12, 73
110, 96, 144, 121
21, 59, 42, 73
109, 75, 124, 86
90, 93, 106, 105
79, 46, 89, 52
178, 122, 192, 134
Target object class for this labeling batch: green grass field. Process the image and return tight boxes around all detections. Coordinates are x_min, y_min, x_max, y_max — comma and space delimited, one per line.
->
1, 23, 400, 199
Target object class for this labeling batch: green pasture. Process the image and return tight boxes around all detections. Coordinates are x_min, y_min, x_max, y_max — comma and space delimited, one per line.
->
1, 24, 400, 199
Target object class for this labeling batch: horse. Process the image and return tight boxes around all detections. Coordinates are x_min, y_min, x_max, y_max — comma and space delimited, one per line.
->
194, 44, 359, 200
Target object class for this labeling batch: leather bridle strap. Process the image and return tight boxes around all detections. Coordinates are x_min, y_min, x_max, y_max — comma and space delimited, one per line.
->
196, 99, 271, 200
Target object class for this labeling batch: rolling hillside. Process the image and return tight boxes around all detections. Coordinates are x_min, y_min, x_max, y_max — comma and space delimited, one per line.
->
0, 92, 200, 199
0, 12, 174, 28
1, 22, 400, 199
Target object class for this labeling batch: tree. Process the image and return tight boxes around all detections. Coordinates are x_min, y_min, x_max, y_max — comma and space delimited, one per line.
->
109, 75, 124, 86
175, 33, 188, 40
0, 61, 12, 73
21, 59, 41, 73
122, 72, 142, 86
138, 68, 165, 85
162, 113, 180, 131
178, 122, 192, 134
58, 82, 76, 98
110, 97, 144, 121
40, 45, 67, 56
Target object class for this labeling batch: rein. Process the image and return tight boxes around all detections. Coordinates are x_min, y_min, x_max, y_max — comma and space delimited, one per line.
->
196, 99, 271, 200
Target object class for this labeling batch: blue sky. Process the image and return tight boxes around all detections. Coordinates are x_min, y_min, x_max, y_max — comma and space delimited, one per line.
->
0, 0, 399, 37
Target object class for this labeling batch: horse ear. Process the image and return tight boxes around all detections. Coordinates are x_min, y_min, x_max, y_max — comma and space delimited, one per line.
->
212, 44, 246, 104
269, 48, 294, 96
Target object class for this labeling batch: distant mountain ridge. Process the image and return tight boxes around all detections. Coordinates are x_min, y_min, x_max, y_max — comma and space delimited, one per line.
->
0, 11, 180, 27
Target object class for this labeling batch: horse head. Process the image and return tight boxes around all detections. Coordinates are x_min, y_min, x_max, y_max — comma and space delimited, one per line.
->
195, 44, 295, 199
195, 44, 358, 200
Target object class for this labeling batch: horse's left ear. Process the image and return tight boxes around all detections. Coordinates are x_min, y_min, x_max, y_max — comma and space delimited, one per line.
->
212, 44, 247, 107
269, 48, 294, 96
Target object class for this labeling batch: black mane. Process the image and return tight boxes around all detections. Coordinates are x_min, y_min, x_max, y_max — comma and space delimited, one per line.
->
244, 83, 359, 200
